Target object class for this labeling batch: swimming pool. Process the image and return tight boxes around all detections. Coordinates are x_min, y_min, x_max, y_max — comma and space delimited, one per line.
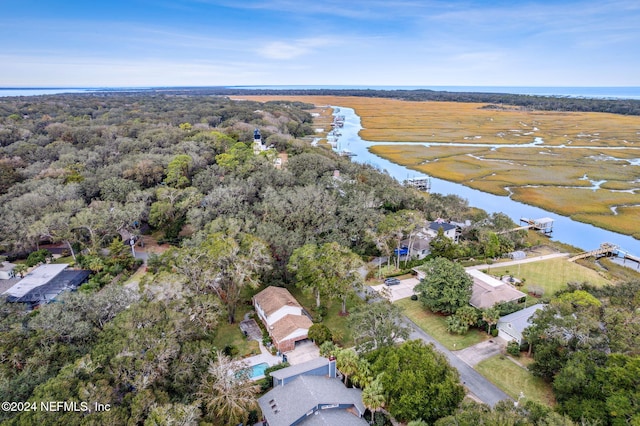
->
250, 362, 269, 379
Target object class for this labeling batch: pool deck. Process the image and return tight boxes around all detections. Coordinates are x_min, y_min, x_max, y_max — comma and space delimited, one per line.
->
245, 341, 283, 380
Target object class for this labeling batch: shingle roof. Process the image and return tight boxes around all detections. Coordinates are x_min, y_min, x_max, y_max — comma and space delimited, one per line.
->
498, 304, 544, 334
429, 222, 457, 232
254, 286, 302, 317
468, 270, 526, 309
271, 314, 313, 343
258, 375, 365, 426
270, 357, 329, 381
400, 238, 430, 251
299, 409, 369, 425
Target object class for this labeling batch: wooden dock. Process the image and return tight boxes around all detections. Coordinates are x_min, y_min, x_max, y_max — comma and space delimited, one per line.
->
568, 243, 618, 262
404, 177, 431, 192
519, 217, 554, 235
569, 243, 640, 268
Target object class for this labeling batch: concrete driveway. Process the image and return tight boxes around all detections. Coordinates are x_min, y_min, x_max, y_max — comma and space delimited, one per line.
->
455, 337, 507, 367
284, 340, 319, 365
370, 277, 420, 302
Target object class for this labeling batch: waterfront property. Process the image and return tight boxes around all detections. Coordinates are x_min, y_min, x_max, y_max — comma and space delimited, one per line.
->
467, 269, 527, 309
258, 357, 366, 426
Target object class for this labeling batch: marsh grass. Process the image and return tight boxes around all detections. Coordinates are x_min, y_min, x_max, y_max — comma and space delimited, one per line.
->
232, 95, 640, 239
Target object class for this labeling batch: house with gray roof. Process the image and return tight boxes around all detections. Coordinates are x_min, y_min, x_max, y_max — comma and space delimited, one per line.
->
258, 357, 366, 426
497, 304, 544, 344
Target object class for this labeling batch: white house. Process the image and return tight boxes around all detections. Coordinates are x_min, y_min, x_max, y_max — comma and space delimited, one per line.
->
254, 286, 306, 327
253, 286, 313, 353
425, 220, 459, 241
0, 262, 16, 280
497, 304, 544, 345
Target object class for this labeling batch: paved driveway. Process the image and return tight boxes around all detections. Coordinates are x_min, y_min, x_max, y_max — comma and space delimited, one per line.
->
284, 340, 319, 365
455, 338, 506, 367
370, 278, 420, 302
404, 318, 511, 406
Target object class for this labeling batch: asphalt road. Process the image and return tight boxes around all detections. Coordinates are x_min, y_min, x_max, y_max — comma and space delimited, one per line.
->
403, 316, 512, 407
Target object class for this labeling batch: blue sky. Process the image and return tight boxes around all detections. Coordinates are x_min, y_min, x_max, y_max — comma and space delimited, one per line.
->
1, 0, 639, 87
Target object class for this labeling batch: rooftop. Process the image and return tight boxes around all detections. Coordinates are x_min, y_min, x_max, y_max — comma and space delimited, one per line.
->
254, 286, 302, 317
270, 314, 313, 343
3, 264, 68, 298
258, 375, 365, 426
0, 262, 16, 273
498, 304, 545, 333
4, 266, 90, 306
468, 269, 526, 309
270, 357, 329, 381
428, 221, 457, 232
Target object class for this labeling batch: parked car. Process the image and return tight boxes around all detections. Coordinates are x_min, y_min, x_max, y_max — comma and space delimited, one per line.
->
384, 278, 401, 286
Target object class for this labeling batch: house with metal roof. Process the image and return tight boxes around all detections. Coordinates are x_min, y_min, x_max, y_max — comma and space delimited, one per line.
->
258, 357, 366, 426
3, 264, 90, 308
497, 304, 544, 344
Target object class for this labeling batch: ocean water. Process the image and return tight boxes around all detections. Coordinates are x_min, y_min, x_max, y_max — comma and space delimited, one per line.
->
231, 85, 640, 100
1, 86, 640, 100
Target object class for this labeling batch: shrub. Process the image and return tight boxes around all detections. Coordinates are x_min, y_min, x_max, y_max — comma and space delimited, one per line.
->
506, 341, 521, 357
491, 328, 499, 337
410, 294, 418, 301
308, 323, 333, 346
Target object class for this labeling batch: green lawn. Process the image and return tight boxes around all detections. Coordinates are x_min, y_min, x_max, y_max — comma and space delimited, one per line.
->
476, 355, 555, 407
486, 257, 610, 298
287, 285, 364, 347
395, 298, 488, 350
212, 302, 260, 358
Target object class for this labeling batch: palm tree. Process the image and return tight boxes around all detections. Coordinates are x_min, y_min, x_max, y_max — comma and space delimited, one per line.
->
362, 375, 386, 425
351, 358, 373, 389
13, 263, 28, 278
482, 307, 500, 334
336, 348, 359, 386
197, 350, 259, 425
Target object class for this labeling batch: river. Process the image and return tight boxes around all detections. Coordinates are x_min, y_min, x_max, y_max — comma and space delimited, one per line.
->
331, 106, 640, 254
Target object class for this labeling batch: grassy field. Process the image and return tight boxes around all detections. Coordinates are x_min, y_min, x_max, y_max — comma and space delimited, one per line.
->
486, 257, 611, 297
231, 95, 640, 240
476, 355, 555, 406
395, 298, 488, 350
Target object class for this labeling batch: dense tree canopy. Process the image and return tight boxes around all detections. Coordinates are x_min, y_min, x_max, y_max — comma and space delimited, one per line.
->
414, 257, 473, 314
368, 340, 465, 423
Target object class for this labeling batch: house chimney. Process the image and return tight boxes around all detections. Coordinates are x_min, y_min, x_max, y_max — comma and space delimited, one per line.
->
328, 356, 337, 378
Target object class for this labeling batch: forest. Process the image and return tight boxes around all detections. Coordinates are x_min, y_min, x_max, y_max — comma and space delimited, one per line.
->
0, 92, 638, 425
138, 87, 640, 116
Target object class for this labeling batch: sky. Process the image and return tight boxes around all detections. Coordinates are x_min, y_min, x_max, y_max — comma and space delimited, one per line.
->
1, 0, 639, 87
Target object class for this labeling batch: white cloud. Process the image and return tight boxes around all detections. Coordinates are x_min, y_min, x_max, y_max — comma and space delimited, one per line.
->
258, 37, 335, 60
